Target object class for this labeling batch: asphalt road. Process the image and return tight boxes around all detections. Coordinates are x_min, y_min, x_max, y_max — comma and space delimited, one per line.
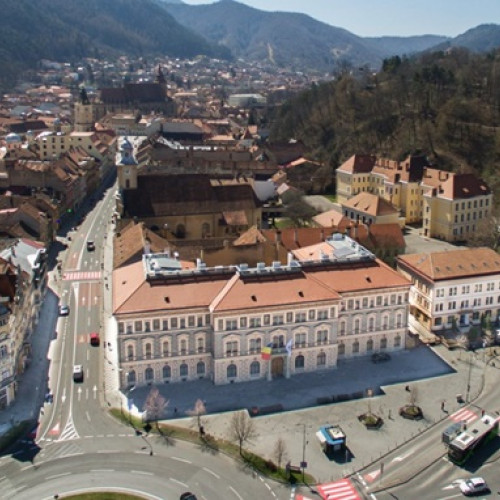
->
4, 182, 289, 500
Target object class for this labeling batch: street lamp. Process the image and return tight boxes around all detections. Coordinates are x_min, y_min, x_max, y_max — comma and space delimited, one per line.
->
296, 423, 309, 483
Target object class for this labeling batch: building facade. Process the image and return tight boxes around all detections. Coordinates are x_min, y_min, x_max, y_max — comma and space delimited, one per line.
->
397, 247, 500, 335
114, 235, 411, 388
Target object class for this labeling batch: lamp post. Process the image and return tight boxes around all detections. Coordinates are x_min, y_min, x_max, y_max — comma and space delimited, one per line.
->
297, 423, 309, 483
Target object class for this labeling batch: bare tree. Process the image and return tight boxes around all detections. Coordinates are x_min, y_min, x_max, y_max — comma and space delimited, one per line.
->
409, 386, 419, 407
187, 398, 207, 435
143, 387, 168, 428
230, 411, 257, 455
272, 437, 288, 468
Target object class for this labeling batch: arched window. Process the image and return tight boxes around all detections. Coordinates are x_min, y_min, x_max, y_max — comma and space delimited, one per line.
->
201, 222, 210, 237
197, 361, 205, 375
145, 367, 154, 382
127, 345, 134, 361
127, 370, 136, 384
227, 364, 237, 378
176, 224, 186, 239
382, 315, 389, 329
368, 317, 375, 331
396, 313, 403, 328
180, 363, 188, 377
394, 335, 401, 347
295, 355, 305, 369
339, 320, 346, 336
338, 343, 345, 356
273, 335, 285, 348
366, 339, 374, 352
197, 337, 204, 353
380, 337, 387, 349
317, 352, 326, 366
145, 343, 152, 360
163, 365, 171, 379
162, 341, 169, 357
180, 339, 187, 355
354, 318, 360, 334
353, 340, 360, 353
250, 361, 260, 376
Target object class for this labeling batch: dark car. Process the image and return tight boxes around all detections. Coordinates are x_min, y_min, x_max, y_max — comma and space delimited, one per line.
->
86, 240, 95, 251
180, 494, 197, 500
371, 352, 391, 363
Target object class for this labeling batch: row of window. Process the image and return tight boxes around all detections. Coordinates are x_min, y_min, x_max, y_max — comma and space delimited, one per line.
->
436, 282, 499, 298
454, 210, 487, 223
338, 314, 405, 334
435, 297, 498, 312
125, 337, 206, 361
221, 309, 332, 331
342, 294, 407, 310
119, 315, 210, 334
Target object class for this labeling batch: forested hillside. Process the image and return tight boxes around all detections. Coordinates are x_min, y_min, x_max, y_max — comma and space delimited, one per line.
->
270, 48, 500, 201
0, 0, 230, 91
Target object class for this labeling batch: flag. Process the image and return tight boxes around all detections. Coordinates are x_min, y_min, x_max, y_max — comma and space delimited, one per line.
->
261, 342, 273, 360
285, 338, 293, 357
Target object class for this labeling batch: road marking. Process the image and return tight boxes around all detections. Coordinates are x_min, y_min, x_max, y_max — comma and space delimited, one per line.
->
90, 469, 115, 473
46, 472, 71, 480
170, 478, 188, 488
202, 467, 220, 479
391, 451, 412, 462
20, 465, 33, 471
265, 483, 271, 490
449, 408, 478, 424
86, 411, 91, 422
61, 388, 66, 404
229, 486, 244, 500
171, 456, 191, 464
131, 470, 153, 476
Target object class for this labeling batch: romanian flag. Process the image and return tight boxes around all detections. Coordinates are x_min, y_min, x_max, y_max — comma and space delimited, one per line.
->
261, 342, 273, 360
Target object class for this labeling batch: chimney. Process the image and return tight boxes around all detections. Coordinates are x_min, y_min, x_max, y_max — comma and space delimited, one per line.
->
275, 230, 281, 245
287, 252, 293, 266
320, 228, 325, 241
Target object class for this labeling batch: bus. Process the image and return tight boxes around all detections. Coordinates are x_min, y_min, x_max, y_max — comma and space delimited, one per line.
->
447, 413, 499, 465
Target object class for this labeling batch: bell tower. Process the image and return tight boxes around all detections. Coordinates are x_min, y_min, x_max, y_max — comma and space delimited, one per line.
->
117, 138, 138, 190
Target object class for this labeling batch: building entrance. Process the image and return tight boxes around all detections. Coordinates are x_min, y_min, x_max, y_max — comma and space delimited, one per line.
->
271, 357, 284, 378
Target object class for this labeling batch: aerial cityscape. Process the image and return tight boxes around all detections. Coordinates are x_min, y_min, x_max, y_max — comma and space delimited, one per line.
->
0, 1, 500, 499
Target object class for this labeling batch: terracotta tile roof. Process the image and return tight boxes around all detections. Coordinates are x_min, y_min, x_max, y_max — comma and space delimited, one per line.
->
211, 271, 340, 312
233, 226, 267, 246
313, 209, 350, 228
122, 174, 259, 218
307, 259, 410, 293
261, 227, 337, 250
342, 192, 398, 216
397, 247, 500, 281
113, 261, 228, 315
440, 173, 491, 199
337, 154, 376, 174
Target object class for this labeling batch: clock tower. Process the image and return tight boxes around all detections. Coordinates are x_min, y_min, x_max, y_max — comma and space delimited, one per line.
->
117, 138, 138, 190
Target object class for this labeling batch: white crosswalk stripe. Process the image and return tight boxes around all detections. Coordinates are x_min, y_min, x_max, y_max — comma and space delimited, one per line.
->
39, 441, 84, 462
449, 407, 478, 424
58, 415, 80, 441
317, 479, 361, 500
63, 271, 102, 281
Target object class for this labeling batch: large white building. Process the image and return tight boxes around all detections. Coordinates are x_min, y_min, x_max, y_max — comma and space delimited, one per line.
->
113, 235, 411, 388
397, 247, 500, 335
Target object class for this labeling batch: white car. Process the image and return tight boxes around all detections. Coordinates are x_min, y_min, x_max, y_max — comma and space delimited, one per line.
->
460, 477, 489, 496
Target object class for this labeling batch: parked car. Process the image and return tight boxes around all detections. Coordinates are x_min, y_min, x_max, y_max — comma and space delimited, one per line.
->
459, 477, 489, 496
58, 304, 70, 316
371, 352, 391, 363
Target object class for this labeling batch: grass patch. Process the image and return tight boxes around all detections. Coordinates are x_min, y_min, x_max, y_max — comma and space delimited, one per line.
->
273, 218, 296, 229
109, 408, 316, 484
0, 419, 34, 453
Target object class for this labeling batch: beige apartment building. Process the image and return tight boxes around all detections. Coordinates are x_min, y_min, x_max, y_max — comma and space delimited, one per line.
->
114, 235, 411, 388
397, 247, 500, 336
336, 154, 492, 241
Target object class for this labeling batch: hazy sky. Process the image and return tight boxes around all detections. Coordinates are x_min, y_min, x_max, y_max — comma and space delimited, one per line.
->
182, 0, 499, 37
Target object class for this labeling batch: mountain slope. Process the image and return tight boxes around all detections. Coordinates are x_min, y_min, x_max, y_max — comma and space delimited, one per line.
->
365, 35, 449, 57
0, 0, 230, 90
162, 0, 385, 71
434, 24, 500, 52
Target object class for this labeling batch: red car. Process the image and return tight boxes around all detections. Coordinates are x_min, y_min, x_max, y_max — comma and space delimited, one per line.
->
90, 332, 100, 346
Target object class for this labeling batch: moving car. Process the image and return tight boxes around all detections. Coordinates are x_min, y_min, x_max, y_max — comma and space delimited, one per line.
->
86, 240, 95, 251
180, 494, 197, 500
459, 477, 488, 496
58, 304, 70, 316
90, 332, 100, 346
73, 364, 84, 383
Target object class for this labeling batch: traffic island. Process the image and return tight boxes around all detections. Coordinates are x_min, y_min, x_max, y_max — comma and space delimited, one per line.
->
358, 412, 384, 429
399, 404, 424, 420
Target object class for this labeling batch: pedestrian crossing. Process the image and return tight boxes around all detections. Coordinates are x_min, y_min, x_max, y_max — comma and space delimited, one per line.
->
38, 441, 84, 462
58, 415, 80, 441
63, 271, 102, 281
449, 407, 478, 425
317, 479, 361, 500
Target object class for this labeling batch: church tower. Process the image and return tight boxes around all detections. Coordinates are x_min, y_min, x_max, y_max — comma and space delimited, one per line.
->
117, 138, 138, 190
